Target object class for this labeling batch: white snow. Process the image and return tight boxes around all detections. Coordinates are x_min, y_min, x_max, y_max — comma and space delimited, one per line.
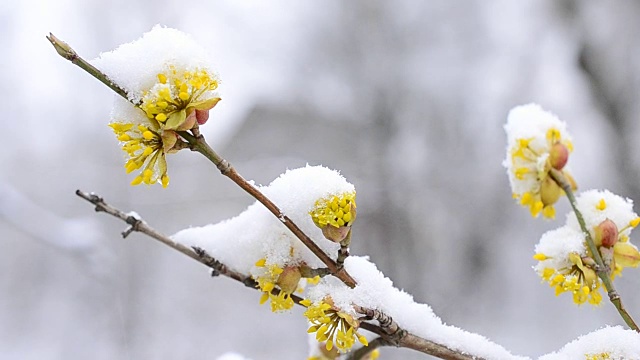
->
92, 25, 218, 104
539, 326, 640, 360
566, 189, 638, 238
307, 256, 529, 360
172, 165, 351, 274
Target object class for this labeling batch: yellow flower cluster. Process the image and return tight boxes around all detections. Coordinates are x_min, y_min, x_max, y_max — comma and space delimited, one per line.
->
109, 122, 171, 187
111, 65, 221, 187
536, 253, 603, 305
302, 298, 368, 353
585, 353, 611, 360
311, 192, 357, 228
509, 128, 574, 219
254, 258, 298, 312
140, 66, 220, 131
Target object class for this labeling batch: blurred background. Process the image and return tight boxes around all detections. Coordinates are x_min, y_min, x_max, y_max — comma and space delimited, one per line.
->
2, 1, 640, 359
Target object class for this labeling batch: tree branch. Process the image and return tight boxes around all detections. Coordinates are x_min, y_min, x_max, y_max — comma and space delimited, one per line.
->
75, 189, 485, 360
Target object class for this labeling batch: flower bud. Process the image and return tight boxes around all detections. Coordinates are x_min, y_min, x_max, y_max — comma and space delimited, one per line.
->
594, 219, 618, 248
540, 176, 562, 206
322, 225, 351, 243
276, 266, 302, 294
548, 142, 569, 170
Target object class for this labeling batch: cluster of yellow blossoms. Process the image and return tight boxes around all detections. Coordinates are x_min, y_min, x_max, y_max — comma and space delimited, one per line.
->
110, 65, 220, 187
508, 127, 574, 219
310, 192, 357, 242
504, 104, 575, 219
253, 258, 299, 312
534, 193, 640, 305
140, 66, 220, 131
109, 122, 172, 187
301, 298, 368, 353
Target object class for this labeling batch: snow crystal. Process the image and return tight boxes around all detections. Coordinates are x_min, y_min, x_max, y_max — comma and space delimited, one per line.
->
172, 165, 351, 274
539, 326, 640, 360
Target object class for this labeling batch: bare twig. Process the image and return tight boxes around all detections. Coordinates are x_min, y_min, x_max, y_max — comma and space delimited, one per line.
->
75, 189, 250, 284
76, 189, 482, 360
549, 169, 639, 331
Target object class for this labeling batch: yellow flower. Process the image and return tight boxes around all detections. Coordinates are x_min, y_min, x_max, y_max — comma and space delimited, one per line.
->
504, 104, 575, 219
310, 192, 357, 242
109, 122, 175, 187
585, 352, 611, 360
140, 65, 221, 131
302, 298, 368, 353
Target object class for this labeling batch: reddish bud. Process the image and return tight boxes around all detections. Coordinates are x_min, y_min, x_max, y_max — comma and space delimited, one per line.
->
595, 219, 619, 248
321, 225, 351, 243
196, 109, 210, 125
549, 142, 569, 170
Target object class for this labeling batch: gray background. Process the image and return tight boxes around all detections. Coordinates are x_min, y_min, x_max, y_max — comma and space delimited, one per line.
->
2, 1, 640, 359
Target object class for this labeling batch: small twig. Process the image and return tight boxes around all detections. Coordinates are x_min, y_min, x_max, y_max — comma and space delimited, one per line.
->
47, 33, 133, 103
75, 189, 250, 283
549, 169, 639, 331
299, 265, 331, 279
346, 337, 389, 360
337, 230, 352, 269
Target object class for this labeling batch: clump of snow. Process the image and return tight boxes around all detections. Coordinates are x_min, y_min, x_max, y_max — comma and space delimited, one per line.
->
539, 326, 640, 360
306, 256, 528, 360
92, 25, 218, 103
533, 226, 586, 274
566, 189, 637, 238
172, 165, 352, 274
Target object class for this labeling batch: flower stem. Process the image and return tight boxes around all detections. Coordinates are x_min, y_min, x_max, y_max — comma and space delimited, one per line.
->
549, 168, 639, 331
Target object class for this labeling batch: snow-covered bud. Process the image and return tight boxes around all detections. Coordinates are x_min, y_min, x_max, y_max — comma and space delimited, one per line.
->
540, 176, 562, 206
276, 266, 302, 294
594, 219, 618, 248
549, 142, 569, 170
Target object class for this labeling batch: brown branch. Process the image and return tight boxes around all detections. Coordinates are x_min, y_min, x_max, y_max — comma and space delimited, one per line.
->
76, 189, 486, 360
356, 306, 482, 360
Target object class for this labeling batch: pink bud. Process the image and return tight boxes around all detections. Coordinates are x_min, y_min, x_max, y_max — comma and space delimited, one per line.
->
196, 109, 210, 125
549, 142, 569, 170
595, 219, 618, 248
